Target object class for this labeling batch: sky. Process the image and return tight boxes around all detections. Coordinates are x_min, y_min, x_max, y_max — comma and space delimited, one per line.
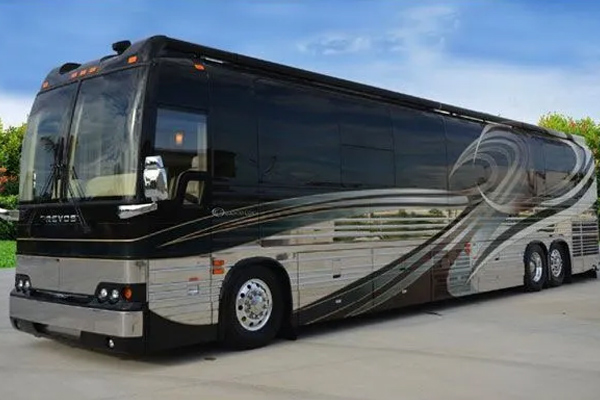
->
1, 0, 599, 127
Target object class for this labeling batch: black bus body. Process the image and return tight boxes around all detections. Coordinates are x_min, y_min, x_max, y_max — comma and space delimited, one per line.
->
7, 35, 599, 355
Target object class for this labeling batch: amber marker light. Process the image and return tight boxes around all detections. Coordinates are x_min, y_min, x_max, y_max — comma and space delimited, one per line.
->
42, 81, 49, 89
194, 64, 205, 71
128, 55, 138, 64
211, 259, 225, 275
122, 286, 133, 301
174, 131, 184, 146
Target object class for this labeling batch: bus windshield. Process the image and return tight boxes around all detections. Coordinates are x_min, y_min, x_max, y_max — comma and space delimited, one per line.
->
19, 67, 145, 202
19, 84, 76, 202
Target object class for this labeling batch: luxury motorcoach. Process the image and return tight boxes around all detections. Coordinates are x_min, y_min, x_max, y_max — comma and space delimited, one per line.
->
5, 35, 599, 355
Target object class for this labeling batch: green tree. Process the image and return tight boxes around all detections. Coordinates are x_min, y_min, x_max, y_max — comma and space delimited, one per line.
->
538, 112, 600, 219
0, 118, 26, 196
538, 112, 600, 164
0, 117, 25, 240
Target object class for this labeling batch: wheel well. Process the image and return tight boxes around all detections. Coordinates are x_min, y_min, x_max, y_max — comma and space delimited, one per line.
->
221, 257, 294, 336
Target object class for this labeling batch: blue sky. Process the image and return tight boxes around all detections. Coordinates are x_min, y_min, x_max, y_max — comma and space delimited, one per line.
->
1, 0, 600, 127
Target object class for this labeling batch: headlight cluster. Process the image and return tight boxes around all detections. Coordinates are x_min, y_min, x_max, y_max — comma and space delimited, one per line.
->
15, 275, 31, 293
96, 284, 133, 304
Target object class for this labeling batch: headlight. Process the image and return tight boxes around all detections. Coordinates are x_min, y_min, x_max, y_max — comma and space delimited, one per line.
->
98, 288, 108, 301
15, 275, 32, 293
109, 289, 120, 303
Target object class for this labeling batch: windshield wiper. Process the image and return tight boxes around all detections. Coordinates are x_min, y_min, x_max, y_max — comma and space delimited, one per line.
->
38, 136, 63, 200
65, 164, 90, 233
25, 136, 91, 234
63, 136, 90, 233
26, 137, 63, 234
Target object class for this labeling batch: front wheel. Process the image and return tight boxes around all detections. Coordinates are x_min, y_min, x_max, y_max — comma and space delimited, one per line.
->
524, 244, 547, 292
220, 265, 283, 350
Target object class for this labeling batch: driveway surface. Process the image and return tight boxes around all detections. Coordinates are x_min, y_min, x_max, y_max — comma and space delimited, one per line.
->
1, 268, 599, 400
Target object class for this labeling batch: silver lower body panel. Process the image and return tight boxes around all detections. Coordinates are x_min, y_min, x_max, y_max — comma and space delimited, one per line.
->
9, 295, 143, 338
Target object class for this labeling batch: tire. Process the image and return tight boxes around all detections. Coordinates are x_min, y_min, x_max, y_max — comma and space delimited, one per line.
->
524, 244, 547, 292
548, 244, 568, 287
220, 265, 283, 350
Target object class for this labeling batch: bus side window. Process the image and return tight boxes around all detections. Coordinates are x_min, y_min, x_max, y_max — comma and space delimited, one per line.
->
154, 108, 208, 204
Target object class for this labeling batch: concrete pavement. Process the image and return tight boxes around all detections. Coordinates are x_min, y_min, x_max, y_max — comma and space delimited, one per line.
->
1, 268, 600, 400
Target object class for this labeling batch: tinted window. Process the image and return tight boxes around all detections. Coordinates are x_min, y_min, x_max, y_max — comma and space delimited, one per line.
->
445, 117, 488, 192
544, 138, 577, 195
392, 107, 447, 190
66, 68, 144, 200
156, 61, 208, 110
19, 84, 76, 201
154, 108, 207, 202
209, 70, 258, 184
256, 80, 340, 188
341, 145, 394, 188
526, 135, 547, 198
336, 97, 393, 150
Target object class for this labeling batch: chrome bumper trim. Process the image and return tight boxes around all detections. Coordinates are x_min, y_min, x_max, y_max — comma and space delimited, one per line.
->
9, 296, 143, 338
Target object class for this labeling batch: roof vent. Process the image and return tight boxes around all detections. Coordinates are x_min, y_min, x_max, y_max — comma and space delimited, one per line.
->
59, 62, 81, 74
112, 40, 131, 55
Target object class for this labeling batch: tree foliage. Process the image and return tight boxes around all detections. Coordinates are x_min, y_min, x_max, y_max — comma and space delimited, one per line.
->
538, 112, 600, 219
0, 118, 25, 239
0, 118, 26, 196
538, 112, 600, 164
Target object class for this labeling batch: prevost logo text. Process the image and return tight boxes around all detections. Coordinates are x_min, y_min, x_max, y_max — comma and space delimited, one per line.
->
39, 214, 78, 224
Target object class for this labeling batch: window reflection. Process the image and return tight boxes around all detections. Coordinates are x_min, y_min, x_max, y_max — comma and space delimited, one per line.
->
154, 108, 207, 202
66, 68, 142, 199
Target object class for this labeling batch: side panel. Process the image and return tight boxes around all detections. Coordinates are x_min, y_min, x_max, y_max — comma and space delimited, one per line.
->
148, 256, 212, 325
297, 248, 373, 311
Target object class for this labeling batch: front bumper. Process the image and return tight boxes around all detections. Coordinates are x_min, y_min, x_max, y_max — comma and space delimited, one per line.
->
9, 294, 145, 354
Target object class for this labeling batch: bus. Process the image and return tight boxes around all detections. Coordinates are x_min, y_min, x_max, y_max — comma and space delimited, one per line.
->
5, 35, 599, 355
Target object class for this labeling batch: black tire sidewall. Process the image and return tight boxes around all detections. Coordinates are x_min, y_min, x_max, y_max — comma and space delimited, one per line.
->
524, 244, 547, 291
221, 265, 283, 350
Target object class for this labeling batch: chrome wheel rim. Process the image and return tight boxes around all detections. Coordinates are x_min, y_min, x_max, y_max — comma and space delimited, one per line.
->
529, 252, 543, 282
550, 249, 563, 278
235, 278, 273, 332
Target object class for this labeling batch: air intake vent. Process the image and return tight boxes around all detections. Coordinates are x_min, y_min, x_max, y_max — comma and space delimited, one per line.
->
59, 62, 81, 74
112, 40, 131, 55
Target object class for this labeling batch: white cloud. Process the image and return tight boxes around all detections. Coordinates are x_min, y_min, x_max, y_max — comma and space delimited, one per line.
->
298, 33, 372, 55
294, 4, 600, 125
0, 90, 33, 128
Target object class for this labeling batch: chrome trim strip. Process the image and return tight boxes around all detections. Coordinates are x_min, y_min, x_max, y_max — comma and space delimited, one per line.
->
9, 296, 143, 338
0, 207, 19, 221
118, 203, 158, 219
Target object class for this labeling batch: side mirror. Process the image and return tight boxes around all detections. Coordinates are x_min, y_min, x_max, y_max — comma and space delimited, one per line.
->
143, 156, 169, 202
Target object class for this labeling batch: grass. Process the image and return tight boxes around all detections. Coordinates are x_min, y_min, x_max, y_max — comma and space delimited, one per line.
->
0, 241, 16, 268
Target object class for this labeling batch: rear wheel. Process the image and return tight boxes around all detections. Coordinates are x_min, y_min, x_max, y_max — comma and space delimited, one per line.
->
524, 244, 547, 292
220, 265, 283, 350
548, 244, 568, 287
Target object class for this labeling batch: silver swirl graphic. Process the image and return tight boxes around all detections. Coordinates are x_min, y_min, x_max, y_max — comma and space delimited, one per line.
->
450, 123, 588, 215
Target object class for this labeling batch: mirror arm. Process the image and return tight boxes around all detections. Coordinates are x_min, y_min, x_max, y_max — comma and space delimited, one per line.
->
117, 203, 158, 220
0, 207, 19, 222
